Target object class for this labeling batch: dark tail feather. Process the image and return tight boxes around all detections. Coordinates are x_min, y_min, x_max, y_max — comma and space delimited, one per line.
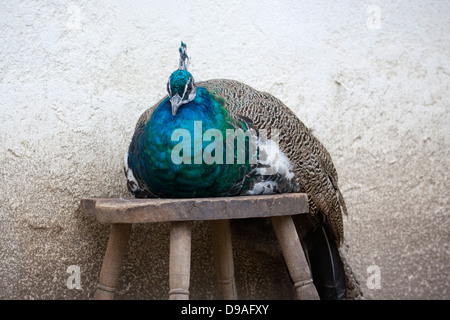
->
306, 226, 346, 300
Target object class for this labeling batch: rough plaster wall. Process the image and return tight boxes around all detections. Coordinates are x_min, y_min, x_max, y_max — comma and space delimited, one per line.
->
0, 0, 448, 299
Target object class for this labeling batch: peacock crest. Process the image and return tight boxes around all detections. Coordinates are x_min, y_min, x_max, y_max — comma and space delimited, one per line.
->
178, 41, 190, 70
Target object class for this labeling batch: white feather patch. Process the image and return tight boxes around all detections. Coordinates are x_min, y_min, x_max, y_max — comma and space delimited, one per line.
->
246, 181, 278, 195
245, 138, 295, 195
124, 152, 139, 192
256, 138, 295, 179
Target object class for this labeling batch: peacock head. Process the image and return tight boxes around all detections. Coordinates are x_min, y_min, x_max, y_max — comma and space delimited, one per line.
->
167, 42, 196, 116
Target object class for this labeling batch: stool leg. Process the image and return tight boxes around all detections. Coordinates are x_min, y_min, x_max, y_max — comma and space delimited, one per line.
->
169, 221, 192, 300
94, 223, 132, 300
210, 219, 238, 300
272, 215, 320, 300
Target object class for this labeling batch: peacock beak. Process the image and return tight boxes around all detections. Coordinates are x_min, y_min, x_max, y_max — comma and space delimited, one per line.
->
170, 94, 182, 116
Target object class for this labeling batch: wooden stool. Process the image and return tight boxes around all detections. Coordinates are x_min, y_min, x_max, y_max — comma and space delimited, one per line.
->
80, 193, 319, 300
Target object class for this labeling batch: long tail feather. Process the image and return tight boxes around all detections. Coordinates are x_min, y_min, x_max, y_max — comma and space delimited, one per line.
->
307, 226, 346, 300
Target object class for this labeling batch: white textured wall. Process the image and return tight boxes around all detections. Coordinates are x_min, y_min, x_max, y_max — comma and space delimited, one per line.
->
0, 0, 449, 299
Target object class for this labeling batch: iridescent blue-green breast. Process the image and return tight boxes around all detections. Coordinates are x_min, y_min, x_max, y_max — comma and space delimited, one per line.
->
125, 87, 252, 198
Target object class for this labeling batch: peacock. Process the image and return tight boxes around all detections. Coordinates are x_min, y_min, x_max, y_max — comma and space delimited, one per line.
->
124, 42, 363, 300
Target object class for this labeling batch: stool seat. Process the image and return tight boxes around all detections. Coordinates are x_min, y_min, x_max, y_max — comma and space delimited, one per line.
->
80, 193, 319, 300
